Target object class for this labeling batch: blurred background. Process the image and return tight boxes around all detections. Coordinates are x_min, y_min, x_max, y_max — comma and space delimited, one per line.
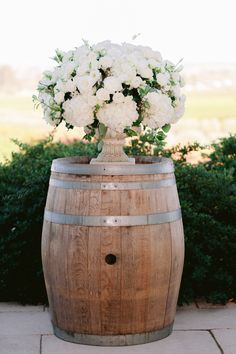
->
1, 0, 235, 161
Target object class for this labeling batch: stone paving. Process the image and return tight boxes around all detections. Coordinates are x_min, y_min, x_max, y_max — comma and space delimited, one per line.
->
0, 302, 235, 354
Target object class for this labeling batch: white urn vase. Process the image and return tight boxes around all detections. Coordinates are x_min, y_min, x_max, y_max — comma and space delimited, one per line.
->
90, 129, 135, 165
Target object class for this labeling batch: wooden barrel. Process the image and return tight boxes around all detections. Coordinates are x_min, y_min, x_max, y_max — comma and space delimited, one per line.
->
41, 156, 184, 346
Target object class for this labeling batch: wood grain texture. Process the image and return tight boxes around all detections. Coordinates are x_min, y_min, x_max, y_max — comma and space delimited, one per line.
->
41, 157, 184, 337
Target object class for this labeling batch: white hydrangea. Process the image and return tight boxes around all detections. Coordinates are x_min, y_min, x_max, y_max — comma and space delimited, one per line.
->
171, 95, 186, 123
39, 92, 53, 106
113, 92, 125, 104
87, 94, 99, 107
104, 76, 122, 93
62, 50, 74, 63
179, 76, 185, 87
60, 61, 77, 80
136, 62, 153, 79
90, 69, 101, 83
112, 59, 136, 83
74, 75, 96, 94
156, 72, 170, 87
44, 109, 60, 126
54, 92, 64, 104
99, 55, 113, 69
171, 85, 181, 98
74, 45, 91, 59
97, 96, 138, 133
96, 88, 110, 101
63, 95, 94, 127
55, 79, 77, 93
129, 76, 143, 88
76, 63, 89, 76
37, 40, 185, 133
143, 92, 174, 128
148, 58, 161, 69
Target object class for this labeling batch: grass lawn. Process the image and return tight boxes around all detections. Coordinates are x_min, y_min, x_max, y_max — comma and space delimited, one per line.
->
0, 95, 35, 112
0, 124, 48, 162
185, 91, 236, 119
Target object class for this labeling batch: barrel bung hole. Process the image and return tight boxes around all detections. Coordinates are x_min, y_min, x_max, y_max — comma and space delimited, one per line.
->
105, 254, 117, 265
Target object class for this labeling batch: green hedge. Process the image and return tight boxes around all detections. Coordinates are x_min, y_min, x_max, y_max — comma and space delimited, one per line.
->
0, 135, 235, 304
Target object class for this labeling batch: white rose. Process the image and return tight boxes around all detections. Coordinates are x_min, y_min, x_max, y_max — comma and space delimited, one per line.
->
55, 80, 76, 93
51, 67, 63, 82
39, 93, 53, 106
156, 73, 170, 86
54, 92, 65, 104
74, 45, 90, 58
90, 69, 101, 83
60, 61, 76, 80
171, 85, 181, 98
153, 51, 162, 62
104, 76, 122, 93
106, 47, 122, 58
179, 76, 185, 87
163, 60, 175, 69
44, 109, 60, 126
76, 63, 89, 76
62, 50, 74, 63
74, 75, 96, 94
148, 58, 161, 69
65, 80, 77, 92
113, 92, 125, 103
129, 76, 143, 88
63, 95, 94, 127
92, 40, 112, 53
99, 55, 113, 69
137, 63, 153, 79
171, 72, 180, 82
138, 45, 154, 59
39, 78, 51, 87
96, 88, 110, 101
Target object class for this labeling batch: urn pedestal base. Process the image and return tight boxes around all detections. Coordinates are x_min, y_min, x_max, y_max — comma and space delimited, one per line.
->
90, 129, 135, 165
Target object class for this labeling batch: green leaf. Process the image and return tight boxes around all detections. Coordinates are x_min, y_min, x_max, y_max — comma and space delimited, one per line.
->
156, 131, 166, 141
162, 124, 171, 133
98, 123, 107, 139
137, 85, 152, 98
97, 140, 103, 152
124, 128, 138, 137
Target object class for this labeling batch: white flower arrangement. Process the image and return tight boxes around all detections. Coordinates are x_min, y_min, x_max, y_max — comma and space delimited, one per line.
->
34, 40, 185, 141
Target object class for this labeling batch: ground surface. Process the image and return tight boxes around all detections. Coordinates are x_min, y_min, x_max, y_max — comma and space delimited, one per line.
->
0, 302, 235, 354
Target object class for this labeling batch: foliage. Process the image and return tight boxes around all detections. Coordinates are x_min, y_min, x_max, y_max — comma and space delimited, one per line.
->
175, 163, 236, 304
124, 128, 168, 156
0, 137, 96, 303
0, 135, 235, 304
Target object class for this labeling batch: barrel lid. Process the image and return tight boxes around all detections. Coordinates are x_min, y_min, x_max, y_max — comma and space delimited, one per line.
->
51, 156, 174, 175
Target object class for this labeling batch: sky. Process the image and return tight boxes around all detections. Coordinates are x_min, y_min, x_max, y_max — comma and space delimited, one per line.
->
1, 0, 236, 70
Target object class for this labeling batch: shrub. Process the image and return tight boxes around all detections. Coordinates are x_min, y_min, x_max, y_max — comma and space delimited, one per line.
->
0, 137, 96, 303
0, 135, 235, 304
176, 163, 236, 303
